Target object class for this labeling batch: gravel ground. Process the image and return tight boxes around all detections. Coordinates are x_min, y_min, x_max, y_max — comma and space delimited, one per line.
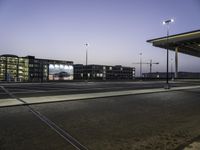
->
1, 88, 200, 150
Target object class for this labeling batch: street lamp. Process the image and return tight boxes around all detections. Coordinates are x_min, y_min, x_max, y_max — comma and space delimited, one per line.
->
85, 43, 89, 81
162, 19, 174, 25
162, 19, 174, 89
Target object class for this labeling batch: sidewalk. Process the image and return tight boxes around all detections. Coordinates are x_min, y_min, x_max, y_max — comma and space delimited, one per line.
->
1, 85, 200, 107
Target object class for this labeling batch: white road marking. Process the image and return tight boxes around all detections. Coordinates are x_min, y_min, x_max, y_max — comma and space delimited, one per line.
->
0, 86, 89, 150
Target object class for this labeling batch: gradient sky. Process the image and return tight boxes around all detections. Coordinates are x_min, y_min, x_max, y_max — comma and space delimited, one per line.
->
0, 0, 200, 75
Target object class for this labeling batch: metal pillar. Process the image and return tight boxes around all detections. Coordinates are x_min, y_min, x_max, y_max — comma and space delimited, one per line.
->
175, 47, 178, 78
139, 53, 142, 78
166, 25, 169, 86
150, 59, 152, 73
85, 43, 88, 81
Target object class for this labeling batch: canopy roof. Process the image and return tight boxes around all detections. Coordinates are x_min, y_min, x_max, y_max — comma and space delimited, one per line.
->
147, 30, 200, 57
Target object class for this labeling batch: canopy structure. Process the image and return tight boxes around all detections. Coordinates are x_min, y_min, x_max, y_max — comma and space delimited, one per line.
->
147, 30, 200, 78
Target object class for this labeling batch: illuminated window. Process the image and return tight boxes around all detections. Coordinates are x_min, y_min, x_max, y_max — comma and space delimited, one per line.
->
60, 64, 64, 69
69, 65, 73, 70
55, 64, 59, 68
49, 64, 54, 69
64, 65, 69, 69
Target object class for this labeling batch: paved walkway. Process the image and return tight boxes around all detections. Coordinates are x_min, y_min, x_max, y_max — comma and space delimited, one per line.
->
1, 85, 200, 107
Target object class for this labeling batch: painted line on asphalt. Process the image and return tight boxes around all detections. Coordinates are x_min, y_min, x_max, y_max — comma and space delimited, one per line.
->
0, 86, 27, 104
21, 85, 200, 104
1, 85, 200, 107
0, 86, 89, 150
0, 86, 154, 95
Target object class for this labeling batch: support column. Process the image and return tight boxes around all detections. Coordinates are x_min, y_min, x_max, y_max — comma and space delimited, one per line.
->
175, 47, 179, 78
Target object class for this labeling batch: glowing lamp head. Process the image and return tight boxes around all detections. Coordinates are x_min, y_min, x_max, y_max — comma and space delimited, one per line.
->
163, 19, 174, 25
162, 21, 166, 25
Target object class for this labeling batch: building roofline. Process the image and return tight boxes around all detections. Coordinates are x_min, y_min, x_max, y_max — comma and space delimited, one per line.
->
0, 54, 18, 57
0, 54, 73, 63
79, 64, 135, 68
37, 58, 73, 63
147, 29, 200, 43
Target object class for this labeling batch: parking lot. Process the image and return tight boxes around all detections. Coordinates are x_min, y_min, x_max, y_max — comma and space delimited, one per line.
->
1, 81, 200, 150
0, 80, 199, 99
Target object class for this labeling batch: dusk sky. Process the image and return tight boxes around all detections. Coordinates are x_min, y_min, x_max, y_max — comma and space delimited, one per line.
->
0, 0, 200, 75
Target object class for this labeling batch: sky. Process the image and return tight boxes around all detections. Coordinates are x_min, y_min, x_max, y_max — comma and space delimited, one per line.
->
0, 0, 200, 76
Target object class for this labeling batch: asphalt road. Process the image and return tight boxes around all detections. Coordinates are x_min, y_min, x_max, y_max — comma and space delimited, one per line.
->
0, 86, 200, 150
0, 80, 199, 99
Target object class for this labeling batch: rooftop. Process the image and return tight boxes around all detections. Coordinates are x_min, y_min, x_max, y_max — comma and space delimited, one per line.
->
147, 30, 200, 57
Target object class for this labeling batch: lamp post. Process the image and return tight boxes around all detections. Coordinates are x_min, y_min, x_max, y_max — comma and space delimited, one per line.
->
85, 43, 88, 81
171, 58, 174, 80
139, 53, 142, 78
162, 19, 174, 89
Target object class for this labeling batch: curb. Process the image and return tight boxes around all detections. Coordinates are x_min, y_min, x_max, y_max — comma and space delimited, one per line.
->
1, 85, 200, 107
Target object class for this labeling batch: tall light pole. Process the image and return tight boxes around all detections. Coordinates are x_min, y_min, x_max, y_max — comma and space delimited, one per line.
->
171, 58, 173, 80
163, 19, 174, 89
139, 53, 142, 78
150, 59, 152, 73
85, 43, 88, 81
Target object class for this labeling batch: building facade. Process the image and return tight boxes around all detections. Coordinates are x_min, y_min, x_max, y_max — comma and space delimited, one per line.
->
0, 54, 73, 82
74, 64, 135, 80
0, 54, 135, 82
143, 72, 200, 79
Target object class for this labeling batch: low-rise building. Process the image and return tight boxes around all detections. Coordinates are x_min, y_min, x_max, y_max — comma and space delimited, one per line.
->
74, 64, 135, 80
0, 54, 73, 82
0, 54, 135, 82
